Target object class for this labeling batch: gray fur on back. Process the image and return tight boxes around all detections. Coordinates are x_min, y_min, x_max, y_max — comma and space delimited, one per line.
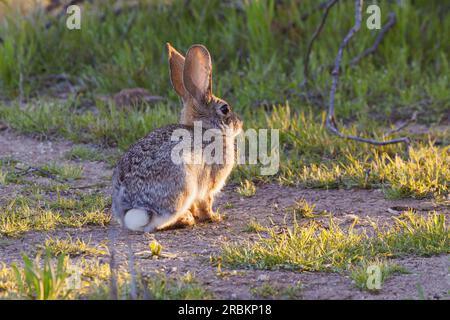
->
112, 124, 190, 223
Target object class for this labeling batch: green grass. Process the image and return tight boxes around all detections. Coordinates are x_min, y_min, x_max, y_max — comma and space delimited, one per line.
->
142, 273, 211, 300
0, 0, 447, 301
40, 162, 83, 181
221, 211, 449, 272
65, 145, 121, 167
0, 2, 448, 191
10, 252, 71, 300
257, 107, 449, 199
287, 143, 449, 199
0, 157, 85, 184
49, 192, 110, 212
0, 169, 6, 185
0, 1, 447, 122
350, 259, 409, 292
0, 194, 111, 237
236, 179, 257, 197
289, 198, 327, 219
0, 253, 210, 300
0, 157, 21, 185
65, 145, 105, 162
0, 100, 177, 150
250, 281, 303, 299
42, 235, 108, 257
3, 98, 448, 191
244, 219, 267, 233
148, 240, 163, 257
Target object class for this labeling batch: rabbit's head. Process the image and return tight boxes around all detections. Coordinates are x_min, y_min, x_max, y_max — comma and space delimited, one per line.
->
167, 43, 243, 137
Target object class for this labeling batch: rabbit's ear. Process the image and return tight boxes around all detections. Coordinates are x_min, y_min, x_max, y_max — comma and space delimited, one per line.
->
183, 45, 212, 104
167, 43, 186, 99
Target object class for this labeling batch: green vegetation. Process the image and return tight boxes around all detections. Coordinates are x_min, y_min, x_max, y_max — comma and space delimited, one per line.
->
65, 145, 120, 166
251, 281, 303, 299
0, 1, 447, 122
222, 211, 449, 272
0, 157, 21, 185
1, 103, 447, 199
244, 219, 267, 233
289, 198, 327, 219
40, 162, 83, 181
149, 240, 163, 257
0, 253, 210, 300
0, 1, 447, 199
0, 194, 111, 237
0, 0, 448, 300
0, 157, 84, 184
10, 252, 71, 300
65, 145, 104, 162
268, 108, 449, 199
0, 101, 177, 150
236, 179, 257, 197
0, 169, 7, 185
42, 235, 108, 257
350, 259, 409, 291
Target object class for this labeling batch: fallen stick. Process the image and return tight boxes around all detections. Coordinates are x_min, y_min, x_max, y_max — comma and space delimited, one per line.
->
14, 165, 64, 182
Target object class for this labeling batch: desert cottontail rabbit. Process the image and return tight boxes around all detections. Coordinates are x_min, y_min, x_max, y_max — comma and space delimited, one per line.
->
112, 43, 243, 232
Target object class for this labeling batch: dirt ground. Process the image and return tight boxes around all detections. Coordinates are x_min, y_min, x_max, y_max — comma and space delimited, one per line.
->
0, 130, 449, 300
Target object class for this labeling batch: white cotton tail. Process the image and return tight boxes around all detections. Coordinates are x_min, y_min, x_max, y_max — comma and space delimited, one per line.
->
124, 209, 150, 231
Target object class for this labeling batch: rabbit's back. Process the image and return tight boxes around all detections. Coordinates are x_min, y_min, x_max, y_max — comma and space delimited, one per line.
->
112, 124, 194, 222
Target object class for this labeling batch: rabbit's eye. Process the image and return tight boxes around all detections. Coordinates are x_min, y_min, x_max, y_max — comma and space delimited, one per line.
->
220, 104, 230, 115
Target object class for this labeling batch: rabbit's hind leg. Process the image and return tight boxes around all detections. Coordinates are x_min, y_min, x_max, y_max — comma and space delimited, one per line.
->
160, 210, 196, 230
149, 186, 197, 231
192, 194, 215, 222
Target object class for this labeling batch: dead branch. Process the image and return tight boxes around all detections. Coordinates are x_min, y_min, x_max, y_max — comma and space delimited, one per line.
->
69, 183, 108, 190
303, 0, 339, 84
300, 1, 331, 21
385, 111, 418, 136
349, 11, 397, 66
14, 165, 64, 182
326, 0, 410, 147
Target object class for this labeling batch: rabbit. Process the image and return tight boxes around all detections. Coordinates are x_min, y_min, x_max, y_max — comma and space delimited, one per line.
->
111, 43, 243, 232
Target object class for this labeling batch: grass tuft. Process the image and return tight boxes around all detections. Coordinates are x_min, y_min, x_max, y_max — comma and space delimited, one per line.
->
0, 194, 111, 237
251, 281, 302, 299
222, 211, 449, 272
42, 235, 108, 257
244, 219, 267, 233
0, 254, 210, 300
236, 179, 257, 197
350, 259, 409, 291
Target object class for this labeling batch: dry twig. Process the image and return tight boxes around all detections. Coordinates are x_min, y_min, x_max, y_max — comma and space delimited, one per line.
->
349, 11, 397, 66
303, 0, 339, 83
326, 0, 410, 147
14, 165, 65, 182
385, 111, 418, 136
